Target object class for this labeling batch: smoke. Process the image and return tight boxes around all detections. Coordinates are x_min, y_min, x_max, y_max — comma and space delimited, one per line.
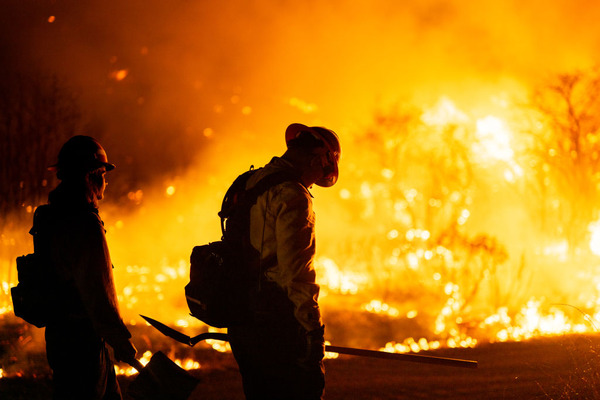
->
3, 0, 599, 164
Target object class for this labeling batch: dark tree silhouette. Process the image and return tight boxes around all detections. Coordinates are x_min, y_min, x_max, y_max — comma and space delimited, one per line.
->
526, 67, 600, 253
0, 72, 81, 230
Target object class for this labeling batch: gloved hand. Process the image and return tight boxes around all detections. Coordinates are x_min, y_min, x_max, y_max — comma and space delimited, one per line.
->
298, 325, 325, 370
111, 338, 138, 363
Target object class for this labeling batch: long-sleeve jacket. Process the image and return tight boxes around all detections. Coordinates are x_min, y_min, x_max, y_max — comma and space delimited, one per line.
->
246, 157, 322, 332
34, 198, 131, 347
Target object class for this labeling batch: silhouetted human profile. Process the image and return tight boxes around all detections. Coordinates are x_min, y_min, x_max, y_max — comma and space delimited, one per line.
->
34, 135, 136, 399
228, 123, 341, 400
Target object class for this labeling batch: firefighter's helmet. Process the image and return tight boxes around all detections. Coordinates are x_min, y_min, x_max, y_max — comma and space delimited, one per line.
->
285, 123, 341, 187
49, 135, 115, 175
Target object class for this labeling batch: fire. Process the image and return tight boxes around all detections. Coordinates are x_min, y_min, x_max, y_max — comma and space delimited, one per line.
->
324, 341, 338, 360
382, 338, 442, 355
473, 115, 523, 182
205, 338, 231, 353
5, 88, 600, 377
92, 91, 600, 361
315, 257, 367, 296
589, 220, 600, 256
362, 300, 400, 318
421, 97, 468, 126
480, 300, 591, 343
0, 280, 12, 315
176, 358, 201, 370
115, 351, 152, 376
114, 351, 202, 377
475, 116, 514, 162
205, 327, 231, 353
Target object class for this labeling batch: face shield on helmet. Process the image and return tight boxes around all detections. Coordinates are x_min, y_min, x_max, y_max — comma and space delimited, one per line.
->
285, 123, 341, 187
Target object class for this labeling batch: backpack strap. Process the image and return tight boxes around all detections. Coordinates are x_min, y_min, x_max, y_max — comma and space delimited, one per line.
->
246, 170, 301, 204
219, 167, 301, 238
218, 168, 256, 236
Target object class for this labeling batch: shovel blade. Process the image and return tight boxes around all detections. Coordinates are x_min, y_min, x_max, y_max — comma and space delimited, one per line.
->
126, 351, 199, 400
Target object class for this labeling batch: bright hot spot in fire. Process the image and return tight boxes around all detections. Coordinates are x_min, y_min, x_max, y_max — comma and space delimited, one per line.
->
4, 93, 600, 377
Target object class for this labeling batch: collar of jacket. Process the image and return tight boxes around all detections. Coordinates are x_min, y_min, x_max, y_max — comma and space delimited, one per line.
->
267, 157, 314, 198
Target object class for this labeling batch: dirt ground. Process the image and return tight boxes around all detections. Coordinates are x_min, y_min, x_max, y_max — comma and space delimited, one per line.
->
183, 334, 600, 400
3, 333, 600, 399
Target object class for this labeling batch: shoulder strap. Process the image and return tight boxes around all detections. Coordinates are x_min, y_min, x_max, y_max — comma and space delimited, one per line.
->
245, 170, 300, 204
30, 205, 53, 236
30, 204, 58, 254
219, 167, 300, 238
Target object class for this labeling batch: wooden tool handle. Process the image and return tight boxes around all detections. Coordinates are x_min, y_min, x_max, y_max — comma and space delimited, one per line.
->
325, 345, 478, 369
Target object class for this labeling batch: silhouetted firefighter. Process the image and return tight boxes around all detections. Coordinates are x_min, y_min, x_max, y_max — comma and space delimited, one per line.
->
222, 124, 341, 400
34, 136, 136, 399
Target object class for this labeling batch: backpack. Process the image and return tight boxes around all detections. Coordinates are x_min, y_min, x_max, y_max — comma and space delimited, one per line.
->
185, 166, 298, 328
11, 205, 58, 328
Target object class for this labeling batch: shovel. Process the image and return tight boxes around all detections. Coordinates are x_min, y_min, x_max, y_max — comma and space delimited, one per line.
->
125, 351, 200, 400
140, 315, 478, 369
